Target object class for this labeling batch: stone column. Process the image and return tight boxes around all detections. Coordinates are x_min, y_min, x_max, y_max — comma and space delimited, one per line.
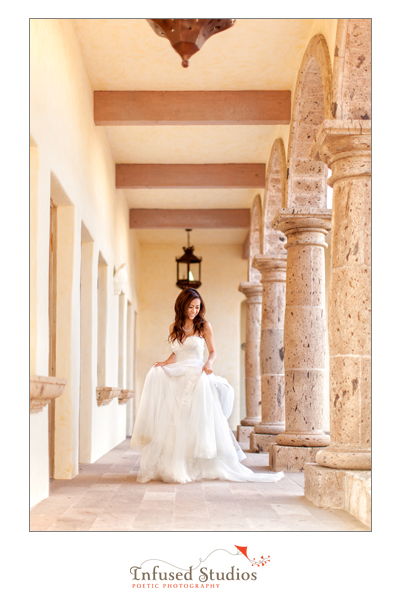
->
314, 120, 371, 471
237, 281, 262, 442
249, 256, 287, 453
304, 121, 371, 517
269, 208, 331, 471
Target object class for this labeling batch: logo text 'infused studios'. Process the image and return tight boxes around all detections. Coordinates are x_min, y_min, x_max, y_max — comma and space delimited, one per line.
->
130, 546, 270, 589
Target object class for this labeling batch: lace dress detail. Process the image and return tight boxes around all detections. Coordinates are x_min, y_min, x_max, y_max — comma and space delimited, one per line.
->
171, 335, 205, 362
170, 337, 205, 407
131, 333, 284, 484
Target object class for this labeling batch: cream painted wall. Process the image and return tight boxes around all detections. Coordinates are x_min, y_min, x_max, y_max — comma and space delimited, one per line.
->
30, 19, 140, 506
30, 409, 50, 507
136, 243, 247, 430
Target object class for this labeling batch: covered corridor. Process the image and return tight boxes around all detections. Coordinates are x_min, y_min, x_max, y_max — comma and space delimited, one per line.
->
30, 18, 371, 532
30, 438, 369, 531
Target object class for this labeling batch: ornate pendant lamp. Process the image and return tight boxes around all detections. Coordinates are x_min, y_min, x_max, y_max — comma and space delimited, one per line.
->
146, 19, 236, 67
176, 229, 202, 289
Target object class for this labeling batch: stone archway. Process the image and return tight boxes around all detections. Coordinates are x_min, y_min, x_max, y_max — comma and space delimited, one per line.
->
331, 19, 371, 120
261, 138, 287, 255
248, 194, 262, 282
286, 34, 332, 211
270, 35, 333, 472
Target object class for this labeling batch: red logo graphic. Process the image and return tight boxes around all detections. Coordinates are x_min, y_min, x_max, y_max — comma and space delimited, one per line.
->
234, 546, 270, 567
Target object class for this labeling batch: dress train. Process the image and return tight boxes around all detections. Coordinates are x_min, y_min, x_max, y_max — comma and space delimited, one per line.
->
130, 335, 284, 484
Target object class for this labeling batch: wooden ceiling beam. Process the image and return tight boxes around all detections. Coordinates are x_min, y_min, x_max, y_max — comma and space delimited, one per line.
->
94, 91, 291, 126
129, 209, 250, 229
117, 164, 265, 189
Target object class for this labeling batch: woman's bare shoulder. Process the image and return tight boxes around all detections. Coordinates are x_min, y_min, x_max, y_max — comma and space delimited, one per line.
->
203, 321, 213, 333
169, 323, 175, 333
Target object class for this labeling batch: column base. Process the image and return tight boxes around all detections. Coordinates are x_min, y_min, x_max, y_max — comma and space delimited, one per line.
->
276, 432, 330, 447
304, 463, 371, 528
316, 447, 371, 470
254, 423, 284, 434
241, 417, 261, 427
237, 425, 254, 443
250, 433, 276, 453
269, 443, 328, 472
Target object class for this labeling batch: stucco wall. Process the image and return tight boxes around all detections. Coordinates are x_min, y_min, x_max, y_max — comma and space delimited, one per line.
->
30, 19, 139, 506
135, 242, 247, 429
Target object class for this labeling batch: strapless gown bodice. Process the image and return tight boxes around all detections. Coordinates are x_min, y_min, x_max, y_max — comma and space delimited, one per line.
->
170, 335, 205, 362
130, 333, 284, 485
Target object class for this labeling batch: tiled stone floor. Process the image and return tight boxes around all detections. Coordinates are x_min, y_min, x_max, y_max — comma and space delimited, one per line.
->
30, 438, 370, 532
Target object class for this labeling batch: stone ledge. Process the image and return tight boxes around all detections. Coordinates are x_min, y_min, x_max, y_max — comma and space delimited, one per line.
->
118, 389, 134, 405
304, 462, 346, 508
250, 433, 276, 453
30, 374, 67, 414
345, 470, 371, 528
269, 443, 326, 472
96, 387, 121, 407
304, 463, 371, 527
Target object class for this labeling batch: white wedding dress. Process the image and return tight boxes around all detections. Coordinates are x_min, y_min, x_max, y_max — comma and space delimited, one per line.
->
130, 335, 284, 484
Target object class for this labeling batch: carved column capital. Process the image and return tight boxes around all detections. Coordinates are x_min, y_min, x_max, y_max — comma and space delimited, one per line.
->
272, 208, 331, 250
238, 281, 262, 303
311, 119, 371, 185
252, 254, 287, 284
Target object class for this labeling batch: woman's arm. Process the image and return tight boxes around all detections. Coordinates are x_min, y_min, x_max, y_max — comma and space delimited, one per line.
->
202, 321, 217, 375
154, 353, 176, 368
154, 324, 177, 367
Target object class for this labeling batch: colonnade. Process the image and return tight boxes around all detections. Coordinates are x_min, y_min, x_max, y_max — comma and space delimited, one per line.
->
238, 20, 371, 522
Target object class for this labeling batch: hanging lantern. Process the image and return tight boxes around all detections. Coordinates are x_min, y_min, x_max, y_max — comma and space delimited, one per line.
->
146, 19, 236, 68
176, 229, 202, 289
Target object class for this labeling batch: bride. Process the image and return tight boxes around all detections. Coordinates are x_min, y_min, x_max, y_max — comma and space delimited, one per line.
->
130, 288, 284, 484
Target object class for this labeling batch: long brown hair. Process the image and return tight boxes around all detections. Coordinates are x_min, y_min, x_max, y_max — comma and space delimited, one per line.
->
168, 288, 207, 343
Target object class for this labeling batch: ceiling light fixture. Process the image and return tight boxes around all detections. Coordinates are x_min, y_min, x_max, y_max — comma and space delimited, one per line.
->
146, 19, 236, 68
176, 229, 202, 290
